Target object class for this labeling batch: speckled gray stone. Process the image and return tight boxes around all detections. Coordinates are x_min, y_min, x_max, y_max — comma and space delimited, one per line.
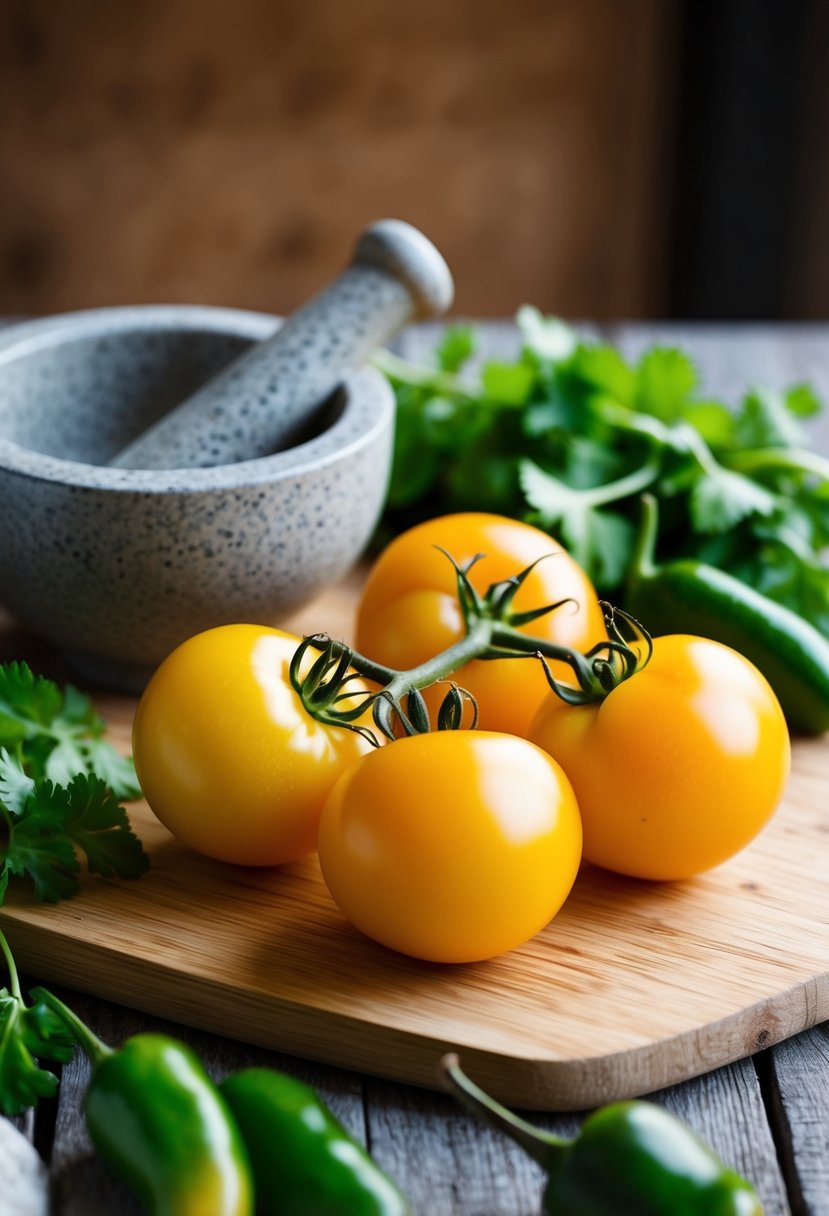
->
111, 220, 453, 470
0, 305, 395, 690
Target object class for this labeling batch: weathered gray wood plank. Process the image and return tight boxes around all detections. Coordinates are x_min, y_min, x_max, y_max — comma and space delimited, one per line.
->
764, 1025, 829, 1216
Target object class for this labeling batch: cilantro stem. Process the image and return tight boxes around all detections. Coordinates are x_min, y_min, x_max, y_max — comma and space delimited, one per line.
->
0, 929, 22, 1002
0, 800, 11, 839
577, 454, 661, 508
628, 494, 660, 581
724, 446, 829, 481
372, 348, 480, 401
30, 987, 112, 1068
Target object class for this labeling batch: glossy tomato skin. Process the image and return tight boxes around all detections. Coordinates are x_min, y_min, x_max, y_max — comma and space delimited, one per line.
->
355, 513, 607, 737
132, 624, 373, 866
529, 634, 791, 881
317, 731, 582, 963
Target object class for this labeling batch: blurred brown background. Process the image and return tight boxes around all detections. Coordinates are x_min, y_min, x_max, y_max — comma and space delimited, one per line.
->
0, 0, 826, 320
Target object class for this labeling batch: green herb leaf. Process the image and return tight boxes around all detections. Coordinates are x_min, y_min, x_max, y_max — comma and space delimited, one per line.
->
520, 460, 635, 587
1, 773, 149, 904
481, 361, 535, 406
690, 468, 778, 533
0, 932, 75, 1116
680, 401, 736, 448
0, 749, 35, 815
751, 524, 829, 633
516, 306, 577, 363
0, 662, 140, 799
735, 386, 817, 449
568, 343, 636, 407
436, 325, 476, 373
0, 663, 63, 745
635, 347, 697, 421
377, 310, 829, 627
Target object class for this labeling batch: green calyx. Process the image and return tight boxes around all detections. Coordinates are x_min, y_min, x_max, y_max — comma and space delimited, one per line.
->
291, 549, 654, 745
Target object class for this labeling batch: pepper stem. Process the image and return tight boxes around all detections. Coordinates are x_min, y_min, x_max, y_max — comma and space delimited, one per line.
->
30, 986, 113, 1068
439, 1055, 569, 1171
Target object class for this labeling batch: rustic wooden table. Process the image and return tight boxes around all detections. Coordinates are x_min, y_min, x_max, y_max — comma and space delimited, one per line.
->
5, 322, 829, 1215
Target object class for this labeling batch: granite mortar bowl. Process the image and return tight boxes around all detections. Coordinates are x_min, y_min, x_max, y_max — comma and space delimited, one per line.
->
0, 305, 395, 691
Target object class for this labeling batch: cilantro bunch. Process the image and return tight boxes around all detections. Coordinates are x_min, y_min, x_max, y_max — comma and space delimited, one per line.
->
0, 662, 148, 904
376, 308, 829, 635
0, 930, 75, 1115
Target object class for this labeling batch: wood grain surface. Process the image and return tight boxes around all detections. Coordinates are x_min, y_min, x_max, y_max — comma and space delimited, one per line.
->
1, 572, 827, 1112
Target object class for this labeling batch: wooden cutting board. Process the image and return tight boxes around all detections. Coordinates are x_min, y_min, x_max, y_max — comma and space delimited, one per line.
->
1, 574, 828, 1111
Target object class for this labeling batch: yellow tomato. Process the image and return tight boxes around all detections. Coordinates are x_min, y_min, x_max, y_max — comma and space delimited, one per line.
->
355, 513, 607, 737
317, 731, 582, 963
529, 634, 791, 880
132, 625, 373, 866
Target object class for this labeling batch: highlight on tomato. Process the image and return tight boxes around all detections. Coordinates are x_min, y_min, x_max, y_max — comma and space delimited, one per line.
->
355, 512, 607, 737
317, 730, 583, 963
132, 624, 374, 866
529, 633, 791, 881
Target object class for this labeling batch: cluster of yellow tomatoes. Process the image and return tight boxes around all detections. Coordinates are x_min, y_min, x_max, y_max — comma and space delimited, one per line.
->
132, 513, 791, 964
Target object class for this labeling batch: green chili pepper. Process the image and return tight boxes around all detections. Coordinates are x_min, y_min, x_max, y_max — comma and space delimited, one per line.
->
220, 1067, 409, 1216
626, 495, 829, 734
32, 987, 253, 1216
441, 1055, 763, 1215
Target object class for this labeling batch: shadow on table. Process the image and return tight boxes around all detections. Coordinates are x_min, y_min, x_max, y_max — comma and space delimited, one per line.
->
52, 1152, 141, 1216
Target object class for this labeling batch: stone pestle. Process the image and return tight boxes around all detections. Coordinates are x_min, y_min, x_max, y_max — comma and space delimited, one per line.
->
109, 219, 453, 470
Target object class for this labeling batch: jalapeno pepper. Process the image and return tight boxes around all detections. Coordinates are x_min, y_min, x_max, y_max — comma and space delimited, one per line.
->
441, 1055, 763, 1215
626, 495, 829, 734
32, 988, 253, 1216
220, 1067, 409, 1216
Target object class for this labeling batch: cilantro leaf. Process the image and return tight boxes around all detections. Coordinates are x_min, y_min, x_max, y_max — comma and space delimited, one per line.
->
690, 468, 778, 533
5, 798, 82, 902
0, 993, 66, 1114
635, 348, 697, 421
482, 361, 535, 406
435, 325, 476, 373
1, 773, 149, 904
517, 306, 577, 363
734, 386, 817, 449
568, 343, 636, 407
58, 774, 149, 880
520, 460, 636, 587
0, 750, 35, 815
0, 932, 75, 1116
0, 661, 140, 799
75, 741, 142, 803
680, 401, 736, 448
751, 525, 829, 634
0, 663, 63, 745
377, 310, 829, 631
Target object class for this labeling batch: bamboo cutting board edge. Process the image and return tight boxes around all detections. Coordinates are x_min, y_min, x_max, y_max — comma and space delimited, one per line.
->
1, 909, 825, 1111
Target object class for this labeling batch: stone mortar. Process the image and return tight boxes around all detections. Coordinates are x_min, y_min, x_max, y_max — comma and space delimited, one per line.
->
0, 305, 395, 691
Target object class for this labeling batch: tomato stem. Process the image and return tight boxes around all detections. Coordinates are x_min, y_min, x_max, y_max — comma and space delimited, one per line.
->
293, 551, 653, 741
